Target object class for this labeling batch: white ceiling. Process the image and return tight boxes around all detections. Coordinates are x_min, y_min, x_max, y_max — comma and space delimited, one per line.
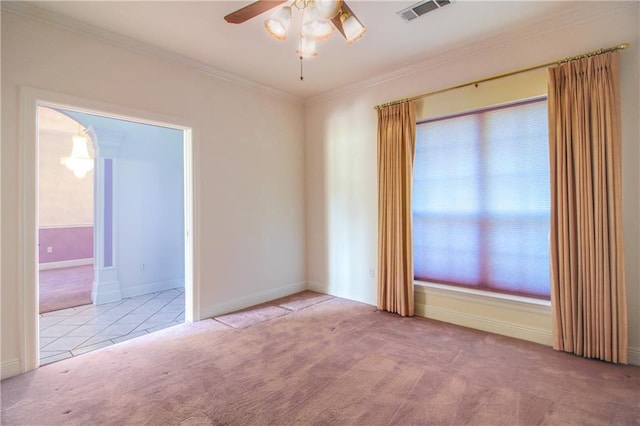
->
10, 1, 591, 99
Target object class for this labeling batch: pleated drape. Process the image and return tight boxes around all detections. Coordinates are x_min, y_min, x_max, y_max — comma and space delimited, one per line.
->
376, 101, 416, 317
547, 52, 628, 363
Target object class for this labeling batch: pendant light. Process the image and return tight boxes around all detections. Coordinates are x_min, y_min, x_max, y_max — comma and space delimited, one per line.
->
60, 125, 94, 178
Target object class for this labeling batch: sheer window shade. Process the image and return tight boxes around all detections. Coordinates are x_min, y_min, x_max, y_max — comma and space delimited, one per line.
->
413, 98, 550, 299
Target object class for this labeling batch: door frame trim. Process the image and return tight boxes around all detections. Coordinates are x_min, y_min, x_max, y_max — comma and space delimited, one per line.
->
19, 86, 199, 372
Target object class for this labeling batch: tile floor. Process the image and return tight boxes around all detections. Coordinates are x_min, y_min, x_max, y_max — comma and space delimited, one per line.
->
39, 288, 185, 365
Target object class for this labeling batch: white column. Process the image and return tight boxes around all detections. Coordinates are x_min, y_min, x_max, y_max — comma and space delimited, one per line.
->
90, 127, 123, 304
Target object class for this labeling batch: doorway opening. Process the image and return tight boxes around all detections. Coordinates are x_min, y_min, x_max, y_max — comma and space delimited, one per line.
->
20, 88, 196, 371
38, 106, 95, 317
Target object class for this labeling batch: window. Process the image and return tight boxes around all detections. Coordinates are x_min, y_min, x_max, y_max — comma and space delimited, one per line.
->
412, 98, 550, 299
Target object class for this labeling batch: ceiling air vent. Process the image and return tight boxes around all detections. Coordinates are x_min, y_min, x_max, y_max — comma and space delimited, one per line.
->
398, 0, 451, 22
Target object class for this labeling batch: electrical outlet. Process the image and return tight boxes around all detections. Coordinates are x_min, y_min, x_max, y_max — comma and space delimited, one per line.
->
47, 246, 53, 254
140, 263, 145, 271
369, 267, 375, 277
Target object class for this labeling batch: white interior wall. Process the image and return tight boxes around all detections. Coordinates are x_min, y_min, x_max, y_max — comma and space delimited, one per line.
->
66, 111, 186, 297
115, 122, 184, 297
1, 11, 306, 378
304, 3, 640, 363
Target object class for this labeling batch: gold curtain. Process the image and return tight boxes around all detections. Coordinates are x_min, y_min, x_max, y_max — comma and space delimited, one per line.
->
548, 51, 627, 363
376, 101, 416, 317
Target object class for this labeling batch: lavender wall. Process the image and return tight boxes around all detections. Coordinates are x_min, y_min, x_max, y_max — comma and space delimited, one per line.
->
39, 226, 93, 263
104, 158, 113, 268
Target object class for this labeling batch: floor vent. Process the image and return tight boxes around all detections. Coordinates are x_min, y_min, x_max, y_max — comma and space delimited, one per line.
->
398, 0, 451, 22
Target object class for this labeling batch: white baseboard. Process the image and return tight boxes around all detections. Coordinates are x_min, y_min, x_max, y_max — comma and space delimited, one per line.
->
202, 281, 307, 320
39, 258, 93, 270
120, 279, 185, 299
304, 281, 377, 306
1, 358, 22, 380
628, 346, 640, 366
415, 302, 553, 346
414, 284, 553, 346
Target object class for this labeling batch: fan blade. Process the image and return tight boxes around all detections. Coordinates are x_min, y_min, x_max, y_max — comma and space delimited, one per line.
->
331, 11, 345, 39
224, 0, 287, 24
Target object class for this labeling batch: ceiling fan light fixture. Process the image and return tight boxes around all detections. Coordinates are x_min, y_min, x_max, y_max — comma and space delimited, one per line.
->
296, 36, 318, 58
312, 0, 343, 19
226, 0, 366, 79
264, 5, 292, 40
301, 4, 334, 41
340, 11, 366, 45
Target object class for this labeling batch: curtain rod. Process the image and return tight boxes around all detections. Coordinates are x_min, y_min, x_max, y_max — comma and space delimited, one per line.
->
374, 42, 630, 110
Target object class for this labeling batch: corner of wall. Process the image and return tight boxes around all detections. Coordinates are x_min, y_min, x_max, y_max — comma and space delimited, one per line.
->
201, 281, 307, 320
306, 281, 328, 294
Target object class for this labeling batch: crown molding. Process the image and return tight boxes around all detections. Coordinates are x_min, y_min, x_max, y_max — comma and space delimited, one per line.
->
3, 1, 634, 108
305, 1, 636, 106
1, 2, 304, 106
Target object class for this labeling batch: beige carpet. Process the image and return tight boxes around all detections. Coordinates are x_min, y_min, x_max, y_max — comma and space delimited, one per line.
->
2, 292, 639, 425
214, 303, 291, 329
214, 291, 335, 328
39, 265, 93, 314
269, 290, 334, 311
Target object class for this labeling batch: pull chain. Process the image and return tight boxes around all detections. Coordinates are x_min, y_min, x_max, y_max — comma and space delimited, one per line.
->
299, 56, 304, 81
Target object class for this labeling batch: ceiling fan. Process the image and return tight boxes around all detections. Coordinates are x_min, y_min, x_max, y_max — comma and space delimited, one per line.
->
224, 0, 367, 59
